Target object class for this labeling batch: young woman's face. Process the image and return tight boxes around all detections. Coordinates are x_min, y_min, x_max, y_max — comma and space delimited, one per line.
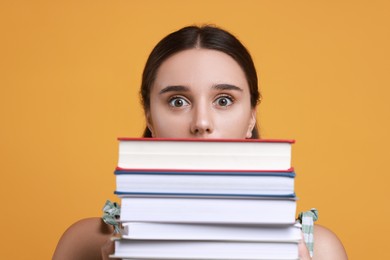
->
147, 49, 256, 139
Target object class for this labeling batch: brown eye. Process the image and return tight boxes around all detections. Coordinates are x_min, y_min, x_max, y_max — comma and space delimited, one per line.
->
168, 97, 190, 107
214, 96, 233, 107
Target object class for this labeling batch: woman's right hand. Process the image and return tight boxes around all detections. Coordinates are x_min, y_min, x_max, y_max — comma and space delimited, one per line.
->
101, 238, 120, 260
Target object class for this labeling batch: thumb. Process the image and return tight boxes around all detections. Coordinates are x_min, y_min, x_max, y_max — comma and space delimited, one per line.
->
298, 232, 312, 260
101, 238, 117, 260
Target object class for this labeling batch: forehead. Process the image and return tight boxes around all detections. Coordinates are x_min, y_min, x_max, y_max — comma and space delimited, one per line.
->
154, 48, 248, 88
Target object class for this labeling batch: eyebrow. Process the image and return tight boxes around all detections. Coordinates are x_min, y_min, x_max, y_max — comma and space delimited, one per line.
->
212, 84, 243, 92
159, 84, 243, 95
159, 85, 190, 94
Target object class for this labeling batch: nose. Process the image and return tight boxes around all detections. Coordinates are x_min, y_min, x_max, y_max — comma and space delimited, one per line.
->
190, 104, 214, 136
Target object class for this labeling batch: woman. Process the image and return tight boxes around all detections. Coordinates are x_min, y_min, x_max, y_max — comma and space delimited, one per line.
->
53, 25, 348, 260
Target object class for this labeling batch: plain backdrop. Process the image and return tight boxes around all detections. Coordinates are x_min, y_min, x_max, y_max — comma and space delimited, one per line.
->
1, 0, 389, 259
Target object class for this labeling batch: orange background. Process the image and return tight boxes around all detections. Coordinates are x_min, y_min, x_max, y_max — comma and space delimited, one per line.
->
1, 1, 389, 259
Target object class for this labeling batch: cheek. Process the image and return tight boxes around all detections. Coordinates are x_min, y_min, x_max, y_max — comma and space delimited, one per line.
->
150, 109, 190, 138
214, 110, 252, 138
223, 117, 250, 136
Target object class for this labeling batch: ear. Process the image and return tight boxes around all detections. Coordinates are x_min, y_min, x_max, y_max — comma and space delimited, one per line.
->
145, 111, 155, 137
246, 108, 257, 139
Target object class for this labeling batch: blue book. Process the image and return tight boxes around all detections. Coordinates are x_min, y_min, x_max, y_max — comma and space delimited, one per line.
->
114, 169, 295, 198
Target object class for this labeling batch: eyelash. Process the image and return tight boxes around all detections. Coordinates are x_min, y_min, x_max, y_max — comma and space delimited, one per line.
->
214, 95, 235, 107
167, 94, 235, 108
168, 95, 190, 108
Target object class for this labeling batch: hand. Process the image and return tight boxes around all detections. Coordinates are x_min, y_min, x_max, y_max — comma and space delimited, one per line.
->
101, 238, 119, 260
298, 233, 312, 260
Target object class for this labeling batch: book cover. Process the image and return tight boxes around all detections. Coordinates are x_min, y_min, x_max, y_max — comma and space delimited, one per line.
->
119, 196, 297, 224
120, 222, 302, 242
115, 169, 295, 197
117, 138, 294, 171
111, 239, 299, 260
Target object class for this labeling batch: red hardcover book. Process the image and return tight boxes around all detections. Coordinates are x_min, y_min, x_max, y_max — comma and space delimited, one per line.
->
117, 138, 295, 171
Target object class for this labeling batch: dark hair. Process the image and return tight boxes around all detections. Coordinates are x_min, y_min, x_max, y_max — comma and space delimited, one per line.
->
140, 25, 261, 138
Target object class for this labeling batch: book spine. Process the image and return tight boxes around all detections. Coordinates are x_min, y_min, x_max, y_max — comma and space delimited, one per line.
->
114, 169, 296, 177
115, 191, 296, 198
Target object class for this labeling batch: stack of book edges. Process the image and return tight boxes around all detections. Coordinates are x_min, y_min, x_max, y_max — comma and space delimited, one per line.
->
110, 138, 300, 260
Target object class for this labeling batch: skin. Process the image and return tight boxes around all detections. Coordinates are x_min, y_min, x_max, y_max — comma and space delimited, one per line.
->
146, 49, 256, 139
53, 219, 347, 260
53, 49, 348, 260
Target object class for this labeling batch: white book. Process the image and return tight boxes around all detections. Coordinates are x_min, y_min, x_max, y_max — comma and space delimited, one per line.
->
115, 169, 295, 197
117, 138, 294, 171
111, 240, 299, 260
119, 197, 296, 224
121, 222, 302, 242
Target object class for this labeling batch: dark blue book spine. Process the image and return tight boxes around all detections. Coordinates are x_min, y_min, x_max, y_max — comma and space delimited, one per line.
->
114, 169, 296, 178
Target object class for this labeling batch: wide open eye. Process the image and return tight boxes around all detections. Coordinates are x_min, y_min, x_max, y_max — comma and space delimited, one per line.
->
168, 96, 190, 108
214, 95, 234, 107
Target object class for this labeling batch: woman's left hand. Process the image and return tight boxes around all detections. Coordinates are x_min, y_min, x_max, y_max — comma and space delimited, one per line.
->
298, 234, 312, 260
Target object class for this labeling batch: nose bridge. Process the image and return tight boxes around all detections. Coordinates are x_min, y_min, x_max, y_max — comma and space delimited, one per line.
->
191, 98, 213, 135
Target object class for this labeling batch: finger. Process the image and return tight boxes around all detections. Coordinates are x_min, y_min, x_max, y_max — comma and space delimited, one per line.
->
101, 238, 116, 260
298, 232, 312, 260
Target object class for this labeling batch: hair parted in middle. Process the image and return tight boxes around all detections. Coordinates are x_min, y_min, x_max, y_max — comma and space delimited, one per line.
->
140, 25, 261, 138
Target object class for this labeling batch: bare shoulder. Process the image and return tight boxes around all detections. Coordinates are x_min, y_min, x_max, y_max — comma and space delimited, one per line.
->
313, 224, 348, 260
52, 217, 114, 260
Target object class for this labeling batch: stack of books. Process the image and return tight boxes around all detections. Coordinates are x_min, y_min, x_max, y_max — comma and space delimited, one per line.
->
110, 138, 300, 260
